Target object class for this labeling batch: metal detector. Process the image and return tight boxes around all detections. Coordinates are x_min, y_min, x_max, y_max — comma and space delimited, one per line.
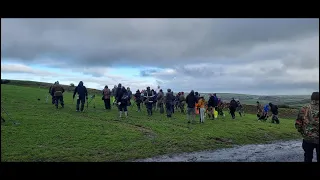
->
83, 94, 96, 112
1, 106, 19, 125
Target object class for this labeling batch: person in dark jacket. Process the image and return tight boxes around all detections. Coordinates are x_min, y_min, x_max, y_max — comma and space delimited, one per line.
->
127, 87, 132, 107
165, 89, 174, 118
135, 90, 142, 112
179, 92, 186, 113
49, 82, 56, 104
269, 103, 279, 124
236, 100, 244, 117
115, 84, 122, 104
229, 98, 237, 119
207, 94, 215, 119
73, 81, 88, 112
151, 89, 157, 111
157, 89, 165, 114
117, 86, 128, 118
51, 81, 65, 109
186, 90, 198, 123
111, 85, 117, 105
144, 87, 154, 116
102, 85, 111, 110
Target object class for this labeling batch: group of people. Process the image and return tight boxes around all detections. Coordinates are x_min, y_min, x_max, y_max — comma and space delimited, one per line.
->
256, 101, 279, 124
48, 81, 281, 125
34, 81, 320, 162
100, 84, 250, 123
49, 81, 89, 112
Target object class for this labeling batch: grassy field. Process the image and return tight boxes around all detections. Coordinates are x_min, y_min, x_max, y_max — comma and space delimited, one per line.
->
1, 84, 301, 162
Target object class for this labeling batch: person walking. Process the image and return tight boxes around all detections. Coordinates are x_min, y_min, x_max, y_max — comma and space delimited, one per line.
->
295, 92, 319, 162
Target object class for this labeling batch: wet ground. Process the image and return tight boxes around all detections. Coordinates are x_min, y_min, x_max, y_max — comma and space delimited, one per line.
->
135, 140, 317, 162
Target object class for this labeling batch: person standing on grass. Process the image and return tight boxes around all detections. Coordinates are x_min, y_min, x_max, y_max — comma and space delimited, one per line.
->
127, 87, 132, 107
186, 90, 197, 123
117, 86, 129, 118
73, 81, 88, 112
179, 92, 186, 113
295, 92, 319, 162
236, 100, 244, 117
217, 98, 225, 117
259, 104, 269, 121
157, 89, 165, 114
269, 103, 279, 124
145, 87, 154, 116
51, 81, 65, 109
135, 90, 142, 112
197, 96, 206, 123
207, 94, 215, 120
102, 85, 111, 110
229, 98, 237, 119
49, 81, 56, 104
256, 101, 263, 120
111, 85, 117, 105
165, 89, 174, 118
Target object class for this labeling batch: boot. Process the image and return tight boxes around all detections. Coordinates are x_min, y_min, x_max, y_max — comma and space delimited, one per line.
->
119, 111, 122, 118
125, 111, 128, 118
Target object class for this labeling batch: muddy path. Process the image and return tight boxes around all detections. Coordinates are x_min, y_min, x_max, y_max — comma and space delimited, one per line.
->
135, 140, 317, 162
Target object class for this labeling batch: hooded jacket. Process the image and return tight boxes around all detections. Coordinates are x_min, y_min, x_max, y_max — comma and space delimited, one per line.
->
269, 103, 278, 115
73, 81, 88, 99
186, 91, 197, 108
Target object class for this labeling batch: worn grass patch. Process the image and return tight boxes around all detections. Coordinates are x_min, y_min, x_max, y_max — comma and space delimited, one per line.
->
1, 84, 300, 162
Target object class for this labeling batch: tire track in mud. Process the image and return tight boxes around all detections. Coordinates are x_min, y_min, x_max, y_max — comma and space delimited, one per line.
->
134, 140, 317, 162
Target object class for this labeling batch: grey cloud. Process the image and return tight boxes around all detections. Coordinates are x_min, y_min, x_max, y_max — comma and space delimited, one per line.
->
1, 18, 319, 95
1, 63, 58, 76
140, 69, 160, 77
1, 18, 318, 69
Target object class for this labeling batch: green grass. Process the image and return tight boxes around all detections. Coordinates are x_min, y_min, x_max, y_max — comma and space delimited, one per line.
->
1, 84, 301, 162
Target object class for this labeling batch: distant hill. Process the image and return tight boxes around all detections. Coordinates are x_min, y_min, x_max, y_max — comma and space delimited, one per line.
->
1, 79, 102, 95
2, 79, 310, 109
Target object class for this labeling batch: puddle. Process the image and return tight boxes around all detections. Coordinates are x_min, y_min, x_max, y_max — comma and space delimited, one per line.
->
134, 140, 317, 162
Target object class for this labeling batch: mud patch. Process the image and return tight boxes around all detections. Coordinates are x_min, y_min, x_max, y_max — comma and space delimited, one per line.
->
134, 140, 316, 162
207, 137, 234, 144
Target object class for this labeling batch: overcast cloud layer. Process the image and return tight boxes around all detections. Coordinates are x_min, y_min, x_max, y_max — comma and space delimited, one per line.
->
1, 18, 319, 95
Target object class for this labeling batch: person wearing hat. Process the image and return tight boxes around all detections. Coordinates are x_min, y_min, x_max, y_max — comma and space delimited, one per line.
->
165, 89, 174, 118
295, 92, 319, 162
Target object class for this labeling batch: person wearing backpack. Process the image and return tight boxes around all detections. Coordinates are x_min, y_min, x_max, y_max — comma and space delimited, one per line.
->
229, 98, 237, 119
51, 81, 65, 109
295, 92, 319, 162
269, 103, 279, 124
117, 86, 129, 118
134, 90, 142, 112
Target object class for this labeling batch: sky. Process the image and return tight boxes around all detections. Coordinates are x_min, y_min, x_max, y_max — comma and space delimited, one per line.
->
1, 18, 319, 95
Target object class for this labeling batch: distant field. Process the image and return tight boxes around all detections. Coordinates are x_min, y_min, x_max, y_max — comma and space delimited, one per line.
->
2, 79, 310, 108
1, 84, 301, 162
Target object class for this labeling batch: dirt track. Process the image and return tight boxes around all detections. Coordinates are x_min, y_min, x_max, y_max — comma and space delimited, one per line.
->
135, 140, 317, 162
